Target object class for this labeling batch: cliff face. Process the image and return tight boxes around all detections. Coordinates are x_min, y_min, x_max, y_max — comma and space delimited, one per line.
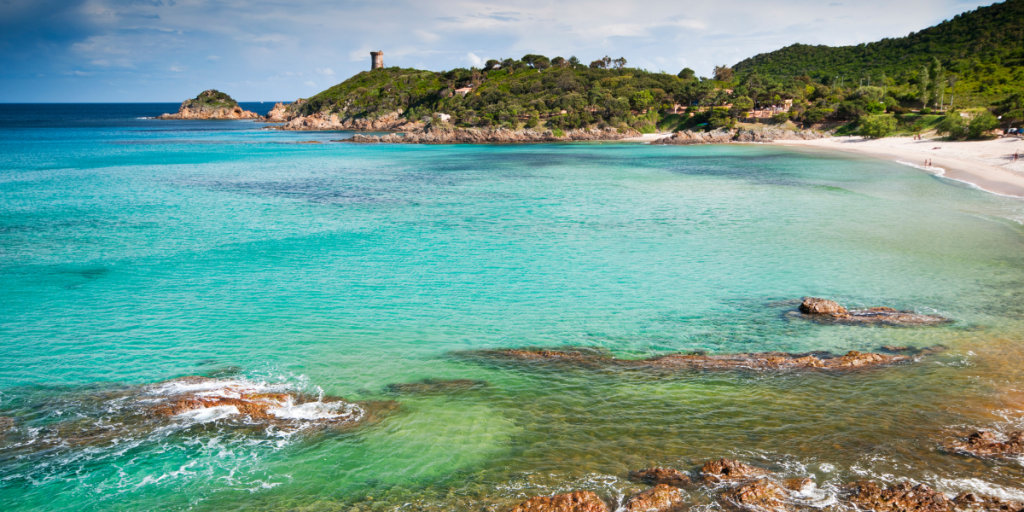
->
265, 100, 303, 122
157, 90, 262, 120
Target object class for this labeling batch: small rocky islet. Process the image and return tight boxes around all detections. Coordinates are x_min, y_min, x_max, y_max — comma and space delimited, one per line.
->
505, 458, 1024, 512
157, 89, 262, 120
945, 430, 1024, 458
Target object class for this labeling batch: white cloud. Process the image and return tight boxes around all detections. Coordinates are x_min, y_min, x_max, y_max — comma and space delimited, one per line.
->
170, 66, 184, 72
304, 80, 316, 87
315, 67, 334, 76
206, 55, 220, 61
465, 52, 483, 67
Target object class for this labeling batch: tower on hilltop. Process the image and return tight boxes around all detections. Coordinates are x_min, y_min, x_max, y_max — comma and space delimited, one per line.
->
370, 51, 384, 70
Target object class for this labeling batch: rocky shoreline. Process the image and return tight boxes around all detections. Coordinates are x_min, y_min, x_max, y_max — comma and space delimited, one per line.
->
504, 458, 1024, 512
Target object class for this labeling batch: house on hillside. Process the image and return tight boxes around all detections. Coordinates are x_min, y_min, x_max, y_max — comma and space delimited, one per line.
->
455, 87, 473, 96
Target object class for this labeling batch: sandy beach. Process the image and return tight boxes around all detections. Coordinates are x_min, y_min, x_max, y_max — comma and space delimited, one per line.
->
773, 135, 1024, 198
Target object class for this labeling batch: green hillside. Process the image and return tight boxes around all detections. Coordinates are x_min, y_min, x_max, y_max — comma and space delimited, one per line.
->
287, 0, 1024, 136
732, 0, 1024, 104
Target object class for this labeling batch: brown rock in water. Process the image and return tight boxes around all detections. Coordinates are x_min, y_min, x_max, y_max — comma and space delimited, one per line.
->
783, 478, 815, 494
799, 297, 848, 316
629, 468, 692, 487
954, 492, 1024, 512
701, 459, 771, 483
945, 431, 1024, 457
721, 480, 789, 512
385, 378, 488, 394
0, 416, 14, 433
470, 348, 909, 372
845, 481, 954, 512
624, 484, 684, 512
509, 491, 609, 512
796, 297, 948, 326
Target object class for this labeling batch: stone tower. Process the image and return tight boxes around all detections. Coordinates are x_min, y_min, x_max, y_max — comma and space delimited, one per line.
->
370, 51, 384, 70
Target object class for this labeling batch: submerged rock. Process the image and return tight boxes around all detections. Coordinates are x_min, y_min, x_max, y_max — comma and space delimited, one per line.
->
721, 480, 789, 512
385, 378, 488, 394
468, 348, 910, 372
795, 297, 948, 326
509, 491, 609, 512
845, 481, 953, 512
624, 484, 685, 512
701, 459, 771, 483
783, 478, 815, 494
0, 376, 397, 454
0, 416, 13, 433
628, 467, 692, 487
945, 430, 1024, 457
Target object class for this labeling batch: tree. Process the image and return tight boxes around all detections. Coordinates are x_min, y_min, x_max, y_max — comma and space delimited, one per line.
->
630, 90, 654, 110
551, 56, 567, 68
732, 96, 754, 112
929, 58, 945, 109
590, 59, 607, 69
678, 68, 695, 80
713, 65, 733, 82
484, 59, 500, 71
568, 56, 580, 68
968, 111, 999, 138
859, 115, 896, 138
918, 65, 930, 109
936, 112, 969, 139
613, 57, 627, 70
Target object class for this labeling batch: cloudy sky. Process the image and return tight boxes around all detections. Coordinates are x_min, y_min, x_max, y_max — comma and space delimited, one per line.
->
0, 0, 996, 102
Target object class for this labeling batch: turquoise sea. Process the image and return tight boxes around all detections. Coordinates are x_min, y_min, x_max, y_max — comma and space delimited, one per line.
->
2, 104, 1024, 511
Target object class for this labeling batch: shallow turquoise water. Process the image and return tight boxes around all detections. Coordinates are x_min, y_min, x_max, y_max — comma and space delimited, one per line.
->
2, 105, 1024, 511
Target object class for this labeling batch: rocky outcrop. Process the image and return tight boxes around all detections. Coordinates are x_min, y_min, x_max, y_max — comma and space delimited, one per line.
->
157, 89, 261, 120
623, 484, 684, 512
347, 124, 638, 144
721, 480, 789, 512
844, 481, 954, 512
700, 459, 771, 483
628, 468, 692, 487
795, 297, 948, 326
466, 347, 911, 372
265, 100, 302, 122
509, 491, 609, 512
385, 378, 488, 394
655, 127, 827, 145
945, 431, 1024, 457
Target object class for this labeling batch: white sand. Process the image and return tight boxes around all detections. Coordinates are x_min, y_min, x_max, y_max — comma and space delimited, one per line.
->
620, 132, 674, 142
773, 135, 1024, 198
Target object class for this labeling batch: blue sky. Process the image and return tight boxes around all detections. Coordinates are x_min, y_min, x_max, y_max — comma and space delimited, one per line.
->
0, 0, 996, 102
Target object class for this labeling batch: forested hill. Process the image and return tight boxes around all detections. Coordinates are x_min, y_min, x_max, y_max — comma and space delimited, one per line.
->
732, 0, 1023, 97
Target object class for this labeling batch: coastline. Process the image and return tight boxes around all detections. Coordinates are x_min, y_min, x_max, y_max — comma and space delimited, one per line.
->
772, 136, 1024, 198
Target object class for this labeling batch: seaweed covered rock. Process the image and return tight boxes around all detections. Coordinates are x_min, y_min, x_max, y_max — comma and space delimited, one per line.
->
0, 416, 13, 433
701, 459, 771, 483
158, 90, 261, 120
469, 348, 910, 372
628, 467, 692, 487
945, 431, 1024, 457
385, 378, 488, 394
845, 481, 953, 512
624, 484, 685, 512
509, 491, 609, 512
